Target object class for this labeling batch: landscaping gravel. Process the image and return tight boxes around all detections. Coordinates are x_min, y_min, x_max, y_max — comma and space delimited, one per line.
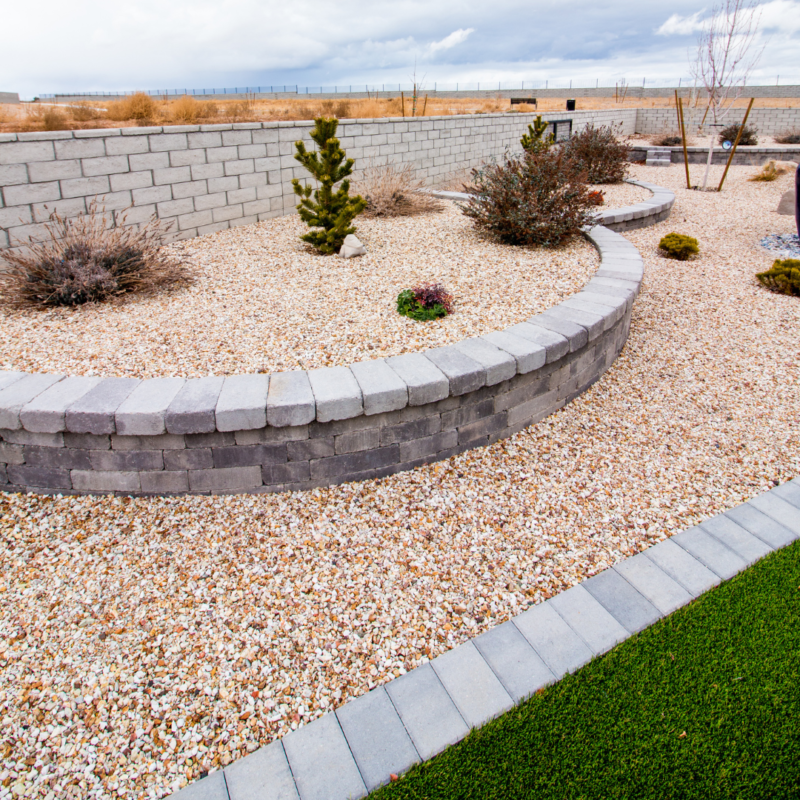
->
1, 163, 799, 800
0, 204, 598, 379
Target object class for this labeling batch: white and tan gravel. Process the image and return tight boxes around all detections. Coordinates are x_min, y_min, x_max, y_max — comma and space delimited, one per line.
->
1, 163, 799, 800
0, 203, 600, 379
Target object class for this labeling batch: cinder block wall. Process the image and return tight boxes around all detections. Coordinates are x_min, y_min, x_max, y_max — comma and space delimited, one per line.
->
635, 107, 800, 136
0, 109, 637, 250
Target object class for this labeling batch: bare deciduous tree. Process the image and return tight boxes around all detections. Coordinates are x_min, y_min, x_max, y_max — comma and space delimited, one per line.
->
691, 0, 764, 190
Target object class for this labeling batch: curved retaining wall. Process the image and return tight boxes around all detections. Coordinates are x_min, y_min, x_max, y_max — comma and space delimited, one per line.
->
0, 186, 674, 496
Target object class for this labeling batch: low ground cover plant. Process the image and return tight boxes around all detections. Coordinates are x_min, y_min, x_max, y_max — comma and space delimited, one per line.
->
756, 258, 800, 295
396, 283, 453, 321
0, 203, 190, 308
462, 150, 594, 247
355, 162, 442, 217
653, 133, 684, 146
719, 122, 758, 145
658, 233, 699, 260
749, 161, 787, 182
561, 124, 630, 183
292, 117, 367, 254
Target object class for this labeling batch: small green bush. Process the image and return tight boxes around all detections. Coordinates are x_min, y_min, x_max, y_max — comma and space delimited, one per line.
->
561, 124, 630, 184
520, 116, 554, 153
658, 233, 699, 260
397, 283, 453, 321
719, 123, 758, 146
756, 259, 800, 295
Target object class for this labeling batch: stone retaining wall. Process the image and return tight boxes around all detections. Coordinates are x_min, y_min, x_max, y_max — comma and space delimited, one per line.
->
0, 182, 673, 496
0, 109, 637, 251
631, 145, 800, 166
635, 107, 800, 137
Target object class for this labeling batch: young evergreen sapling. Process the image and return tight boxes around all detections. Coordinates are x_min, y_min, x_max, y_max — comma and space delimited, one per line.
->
292, 117, 367, 254
520, 116, 554, 153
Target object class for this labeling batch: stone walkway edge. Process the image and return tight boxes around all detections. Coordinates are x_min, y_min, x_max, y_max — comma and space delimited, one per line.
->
169, 479, 800, 800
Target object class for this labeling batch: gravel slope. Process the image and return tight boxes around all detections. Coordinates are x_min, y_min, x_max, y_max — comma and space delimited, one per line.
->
0, 163, 798, 800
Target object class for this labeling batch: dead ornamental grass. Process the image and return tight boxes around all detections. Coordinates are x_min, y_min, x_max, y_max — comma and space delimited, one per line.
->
0, 165, 798, 800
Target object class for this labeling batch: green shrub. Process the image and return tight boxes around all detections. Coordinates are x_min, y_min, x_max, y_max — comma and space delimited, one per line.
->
561, 124, 631, 184
719, 123, 758, 146
461, 149, 594, 247
520, 116, 554, 153
292, 117, 367, 254
756, 259, 800, 295
658, 233, 699, 260
397, 283, 453, 321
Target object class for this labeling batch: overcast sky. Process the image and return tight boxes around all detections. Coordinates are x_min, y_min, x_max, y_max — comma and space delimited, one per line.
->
3, 0, 799, 97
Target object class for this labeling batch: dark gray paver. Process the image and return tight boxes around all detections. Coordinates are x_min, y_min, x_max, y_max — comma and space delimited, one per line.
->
613, 553, 693, 615
336, 687, 419, 791
167, 769, 228, 800
581, 569, 662, 633
548, 585, 629, 655
748, 492, 800, 537
384, 663, 469, 761
431, 641, 514, 728
672, 527, 748, 580
472, 620, 555, 702
225, 740, 298, 800
644, 539, 720, 597
512, 601, 593, 679
699, 515, 772, 565
724, 504, 798, 549
282, 713, 366, 800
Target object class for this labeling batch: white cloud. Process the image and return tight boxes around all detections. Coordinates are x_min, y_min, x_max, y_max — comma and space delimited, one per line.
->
429, 28, 475, 53
656, 10, 706, 36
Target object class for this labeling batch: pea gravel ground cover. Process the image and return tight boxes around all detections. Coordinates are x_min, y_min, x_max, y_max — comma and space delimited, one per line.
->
370, 540, 800, 800
0, 164, 798, 799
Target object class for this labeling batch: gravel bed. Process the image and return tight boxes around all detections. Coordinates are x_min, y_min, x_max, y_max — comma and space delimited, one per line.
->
1, 164, 799, 800
588, 181, 651, 208
0, 203, 598, 379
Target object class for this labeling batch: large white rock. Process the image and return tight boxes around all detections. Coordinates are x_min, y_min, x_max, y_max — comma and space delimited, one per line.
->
338, 234, 367, 259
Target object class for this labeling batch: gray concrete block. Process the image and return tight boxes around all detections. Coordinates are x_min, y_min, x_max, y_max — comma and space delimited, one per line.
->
24, 445, 92, 470
453, 338, 516, 385
548, 584, 629, 655
480, 330, 547, 374
71, 470, 140, 493
748, 492, 800, 537
188, 466, 263, 492
699, 515, 773, 565
140, 471, 190, 494
385, 663, 469, 761
165, 377, 225, 435
349, 359, 408, 416
672, 527, 747, 580
307, 367, 363, 423
166, 769, 229, 800
225, 740, 299, 800
510, 319, 577, 357
0, 373, 65, 430
90, 449, 163, 471
0, 372, 27, 392
115, 378, 186, 436
0, 442, 24, 464
282, 713, 366, 800
541, 305, 604, 341
512, 601, 593, 679
19, 376, 102, 433
165, 448, 212, 470
337, 687, 420, 791
424, 346, 486, 396
644, 539, 721, 597
472, 621, 555, 702
63, 432, 110, 450
309, 445, 399, 480
772, 479, 800, 509
582, 569, 662, 634
216, 375, 270, 431
431, 641, 514, 729
385, 353, 449, 406
0, 429, 63, 447
335, 428, 380, 454
613, 553, 693, 616
7, 464, 72, 490
212, 444, 286, 469
111, 432, 185, 450
266, 372, 316, 428
724, 504, 798, 549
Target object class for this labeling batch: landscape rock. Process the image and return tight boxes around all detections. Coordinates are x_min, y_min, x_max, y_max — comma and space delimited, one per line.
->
338, 234, 367, 259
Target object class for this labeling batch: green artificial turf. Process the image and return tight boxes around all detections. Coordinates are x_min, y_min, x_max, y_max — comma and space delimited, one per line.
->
372, 541, 800, 800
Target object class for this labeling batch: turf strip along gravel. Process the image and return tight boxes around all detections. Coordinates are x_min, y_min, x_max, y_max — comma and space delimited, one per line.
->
168, 479, 800, 799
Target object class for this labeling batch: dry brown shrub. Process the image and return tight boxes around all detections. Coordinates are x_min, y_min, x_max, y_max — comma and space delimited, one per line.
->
749, 160, 788, 182
24, 105, 70, 131
354, 162, 443, 217
106, 92, 158, 122
317, 99, 352, 118
69, 102, 101, 122
169, 95, 202, 123
0, 202, 191, 308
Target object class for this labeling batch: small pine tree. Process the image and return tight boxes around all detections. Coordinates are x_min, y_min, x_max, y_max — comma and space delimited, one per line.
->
520, 115, 554, 153
291, 117, 367, 254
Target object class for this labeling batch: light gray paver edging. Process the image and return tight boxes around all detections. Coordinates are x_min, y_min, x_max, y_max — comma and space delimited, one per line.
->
0, 185, 673, 496
167, 479, 800, 800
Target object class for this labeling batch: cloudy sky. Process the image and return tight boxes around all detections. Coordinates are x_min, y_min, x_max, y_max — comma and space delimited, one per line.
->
3, 0, 799, 97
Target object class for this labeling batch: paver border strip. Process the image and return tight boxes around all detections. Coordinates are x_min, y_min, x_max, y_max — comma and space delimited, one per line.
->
167, 479, 800, 799
0, 183, 674, 496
